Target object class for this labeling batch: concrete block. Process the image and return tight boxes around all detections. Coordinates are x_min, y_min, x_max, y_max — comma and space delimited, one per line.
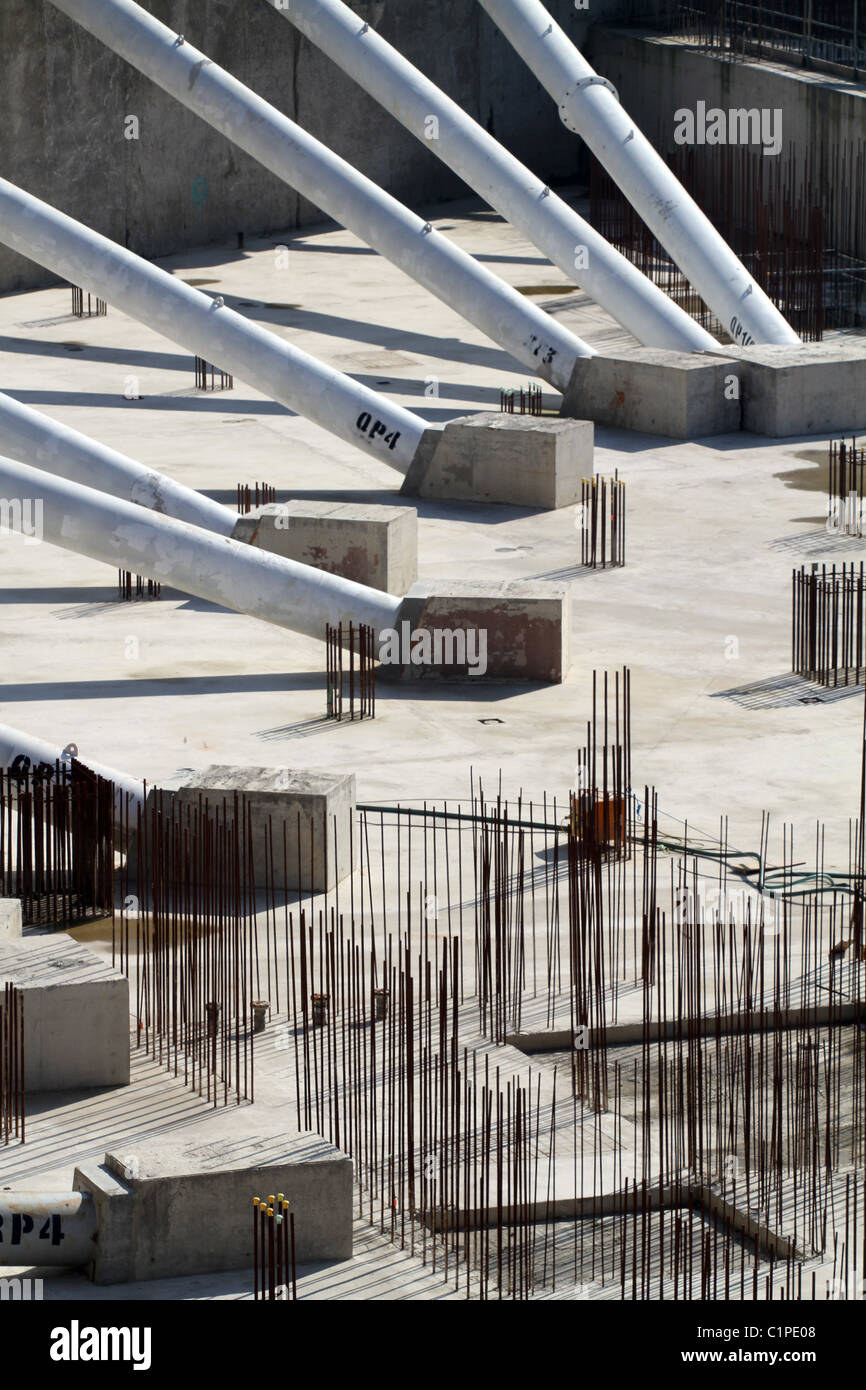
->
232, 501, 417, 595
707, 341, 866, 437
149, 766, 355, 893
0, 899, 21, 939
0, 936, 129, 1091
386, 581, 570, 683
73, 1120, 353, 1284
401, 413, 592, 508
562, 349, 742, 438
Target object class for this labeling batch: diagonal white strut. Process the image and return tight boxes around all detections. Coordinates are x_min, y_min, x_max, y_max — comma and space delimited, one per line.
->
477, 0, 799, 348
0, 178, 426, 473
0, 725, 146, 827
265, 0, 717, 353
46, 0, 593, 393
0, 457, 402, 641
0, 390, 236, 536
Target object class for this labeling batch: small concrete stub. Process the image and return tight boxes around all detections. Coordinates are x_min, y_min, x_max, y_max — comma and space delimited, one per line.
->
73, 1124, 353, 1284
0, 936, 130, 1091
563, 349, 742, 438
402, 413, 592, 508
149, 766, 356, 892
387, 581, 570, 683
232, 500, 418, 594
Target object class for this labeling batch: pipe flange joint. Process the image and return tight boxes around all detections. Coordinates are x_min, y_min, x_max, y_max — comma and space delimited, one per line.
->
559, 75, 619, 132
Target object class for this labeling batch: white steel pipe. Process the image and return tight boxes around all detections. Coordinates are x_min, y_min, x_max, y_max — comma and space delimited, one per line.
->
477, 0, 799, 348
47, 0, 591, 392
266, 0, 717, 353
0, 178, 425, 472
0, 1194, 97, 1268
0, 391, 235, 537
0, 724, 145, 815
0, 457, 401, 640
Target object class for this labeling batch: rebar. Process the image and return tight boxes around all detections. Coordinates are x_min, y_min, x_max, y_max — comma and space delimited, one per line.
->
580, 473, 626, 569
828, 437, 866, 537
325, 622, 376, 721
117, 570, 162, 601
792, 562, 866, 686
500, 384, 543, 416
253, 1195, 297, 1299
195, 356, 234, 391
236, 483, 277, 514
0, 761, 114, 927
70, 286, 107, 318
0, 983, 24, 1146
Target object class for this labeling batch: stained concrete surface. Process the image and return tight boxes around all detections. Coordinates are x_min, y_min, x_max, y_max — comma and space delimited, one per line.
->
0, 190, 862, 862
1, 194, 864, 1300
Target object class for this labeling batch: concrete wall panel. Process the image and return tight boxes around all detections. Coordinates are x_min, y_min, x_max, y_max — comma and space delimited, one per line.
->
0, 0, 593, 293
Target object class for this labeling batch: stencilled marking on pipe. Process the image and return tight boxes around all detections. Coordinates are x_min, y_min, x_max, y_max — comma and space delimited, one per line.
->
0, 1212, 66, 1247
355, 411, 401, 450
526, 335, 558, 365
729, 315, 755, 346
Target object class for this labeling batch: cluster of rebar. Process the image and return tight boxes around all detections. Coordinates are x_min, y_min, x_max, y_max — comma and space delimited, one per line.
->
295, 805, 865, 1296
792, 562, 866, 686
500, 385, 542, 416
580, 474, 626, 570
253, 1194, 297, 1300
589, 139, 866, 340
828, 437, 866, 537
194, 356, 233, 391
325, 623, 376, 720
70, 286, 106, 318
117, 570, 161, 601
84, 663, 866, 1298
115, 791, 258, 1107
0, 762, 114, 927
236, 482, 276, 514
670, 0, 866, 74
0, 983, 24, 1147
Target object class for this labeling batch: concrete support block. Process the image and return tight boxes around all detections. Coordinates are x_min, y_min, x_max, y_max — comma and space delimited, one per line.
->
401, 414, 592, 508
232, 501, 417, 595
562, 349, 741, 438
73, 1122, 353, 1284
386, 580, 570, 683
0, 899, 22, 939
150, 766, 355, 893
0, 937, 129, 1091
707, 341, 866, 437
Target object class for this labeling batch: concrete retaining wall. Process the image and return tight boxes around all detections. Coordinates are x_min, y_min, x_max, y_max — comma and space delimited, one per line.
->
0, 0, 607, 294
588, 28, 866, 261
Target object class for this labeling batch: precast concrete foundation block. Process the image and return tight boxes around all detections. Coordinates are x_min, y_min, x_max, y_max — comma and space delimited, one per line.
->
562, 348, 741, 438
0, 936, 130, 1090
232, 501, 418, 595
707, 341, 866, 437
384, 580, 570, 683
73, 1123, 353, 1284
148, 766, 355, 893
0, 899, 22, 939
401, 413, 592, 508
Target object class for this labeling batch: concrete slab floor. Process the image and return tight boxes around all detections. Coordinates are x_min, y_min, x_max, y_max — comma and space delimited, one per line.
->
0, 189, 860, 866
1, 189, 864, 1305
0, 1041, 480, 1300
